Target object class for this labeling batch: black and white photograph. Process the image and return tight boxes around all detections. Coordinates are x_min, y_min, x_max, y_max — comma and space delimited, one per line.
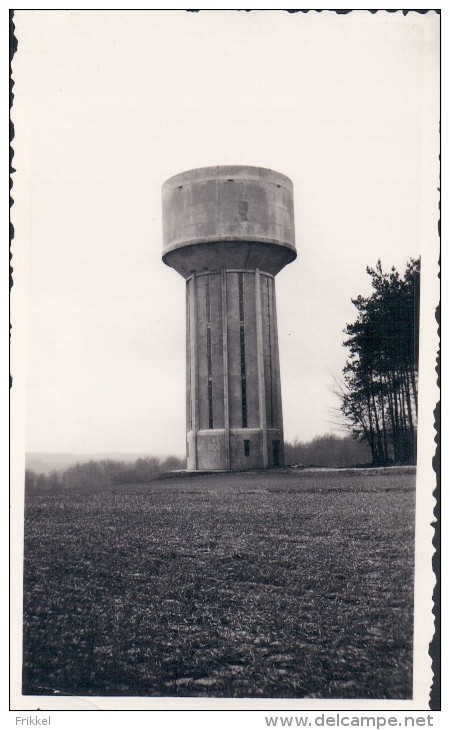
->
10, 8, 440, 712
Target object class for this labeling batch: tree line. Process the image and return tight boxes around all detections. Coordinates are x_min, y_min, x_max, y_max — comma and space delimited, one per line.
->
25, 434, 376, 494
337, 258, 420, 466
284, 434, 371, 468
25, 455, 185, 494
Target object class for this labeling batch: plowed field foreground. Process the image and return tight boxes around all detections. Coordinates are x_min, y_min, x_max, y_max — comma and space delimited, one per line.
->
23, 468, 415, 699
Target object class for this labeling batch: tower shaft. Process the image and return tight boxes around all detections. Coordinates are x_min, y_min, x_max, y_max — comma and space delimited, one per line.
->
186, 268, 284, 470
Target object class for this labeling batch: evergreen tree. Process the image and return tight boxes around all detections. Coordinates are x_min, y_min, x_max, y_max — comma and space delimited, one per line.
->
340, 258, 420, 465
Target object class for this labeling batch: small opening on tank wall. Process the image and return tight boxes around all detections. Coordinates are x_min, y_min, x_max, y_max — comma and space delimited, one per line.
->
244, 440, 250, 456
277, 184, 281, 188
178, 185, 183, 189
228, 179, 234, 182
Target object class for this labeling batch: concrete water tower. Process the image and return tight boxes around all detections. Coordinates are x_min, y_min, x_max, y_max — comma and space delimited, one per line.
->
162, 166, 296, 471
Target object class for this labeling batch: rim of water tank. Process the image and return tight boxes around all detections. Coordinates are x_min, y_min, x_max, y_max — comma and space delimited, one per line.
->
162, 165, 294, 191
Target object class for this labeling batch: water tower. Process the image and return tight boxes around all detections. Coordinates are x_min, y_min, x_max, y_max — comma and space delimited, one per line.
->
162, 166, 296, 470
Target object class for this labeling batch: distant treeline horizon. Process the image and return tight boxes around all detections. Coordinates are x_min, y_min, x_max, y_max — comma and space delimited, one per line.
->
24, 434, 375, 493
284, 433, 371, 469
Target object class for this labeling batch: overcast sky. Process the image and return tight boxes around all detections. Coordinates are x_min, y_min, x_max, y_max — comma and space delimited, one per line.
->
12, 9, 439, 456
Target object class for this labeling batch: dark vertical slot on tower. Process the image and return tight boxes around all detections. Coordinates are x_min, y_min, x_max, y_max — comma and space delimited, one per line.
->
266, 277, 274, 428
206, 275, 213, 429
238, 273, 248, 428
272, 440, 280, 467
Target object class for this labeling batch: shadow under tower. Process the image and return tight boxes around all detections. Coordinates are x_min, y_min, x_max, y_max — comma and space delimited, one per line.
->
162, 166, 296, 470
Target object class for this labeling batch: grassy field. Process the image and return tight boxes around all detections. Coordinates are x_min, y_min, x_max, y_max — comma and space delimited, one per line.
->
22, 468, 415, 699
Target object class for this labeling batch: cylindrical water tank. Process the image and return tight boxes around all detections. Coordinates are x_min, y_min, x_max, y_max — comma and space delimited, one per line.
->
162, 166, 296, 277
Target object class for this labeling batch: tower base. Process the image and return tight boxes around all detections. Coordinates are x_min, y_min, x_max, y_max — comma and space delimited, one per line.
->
187, 429, 284, 471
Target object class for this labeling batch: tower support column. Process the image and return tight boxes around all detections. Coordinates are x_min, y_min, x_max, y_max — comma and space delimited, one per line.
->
270, 280, 285, 467
255, 269, 269, 468
221, 267, 231, 470
187, 273, 199, 470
